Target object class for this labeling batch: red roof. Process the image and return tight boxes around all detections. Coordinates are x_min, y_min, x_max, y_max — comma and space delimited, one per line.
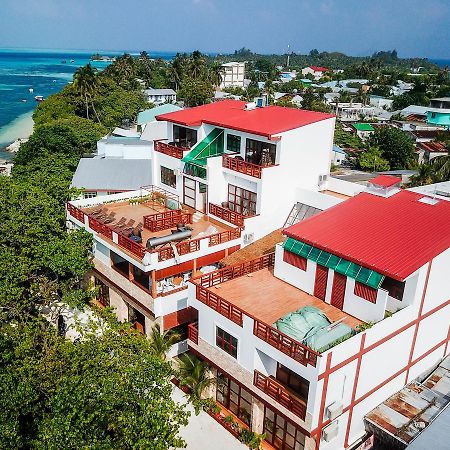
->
309, 66, 329, 72
284, 190, 450, 280
155, 100, 334, 139
369, 175, 402, 188
418, 141, 448, 153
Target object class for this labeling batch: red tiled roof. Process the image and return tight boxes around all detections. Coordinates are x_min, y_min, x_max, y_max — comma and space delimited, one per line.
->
369, 175, 402, 188
284, 191, 450, 280
309, 66, 329, 72
418, 141, 448, 153
155, 100, 335, 139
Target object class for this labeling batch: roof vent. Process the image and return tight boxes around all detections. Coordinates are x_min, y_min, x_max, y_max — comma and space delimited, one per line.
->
244, 102, 257, 111
419, 196, 440, 205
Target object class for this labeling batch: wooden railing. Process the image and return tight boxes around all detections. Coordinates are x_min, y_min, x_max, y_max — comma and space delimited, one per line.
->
222, 154, 263, 179
208, 228, 242, 247
187, 322, 199, 345
196, 285, 244, 326
67, 203, 85, 223
88, 216, 113, 240
154, 141, 187, 159
143, 209, 193, 232
209, 203, 245, 227
253, 371, 307, 420
117, 234, 146, 258
194, 253, 275, 288
253, 321, 319, 367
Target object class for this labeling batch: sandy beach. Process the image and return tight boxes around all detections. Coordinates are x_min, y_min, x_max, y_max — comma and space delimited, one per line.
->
0, 110, 34, 160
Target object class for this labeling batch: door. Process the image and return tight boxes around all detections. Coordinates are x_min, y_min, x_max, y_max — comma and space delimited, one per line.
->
330, 272, 347, 310
314, 264, 328, 300
183, 177, 196, 209
198, 182, 208, 213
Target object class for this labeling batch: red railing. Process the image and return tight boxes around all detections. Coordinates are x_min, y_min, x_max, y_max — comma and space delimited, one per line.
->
209, 203, 245, 227
196, 285, 244, 326
253, 371, 307, 420
143, 209, 193, 232
208, 228, 242, 247
194, 253, 275, 288
67, 203, 85, 223
117, 234, 146, 258
188, 322, 199, 344
154, 141, 187, 159
253, 321, 319, 367
156, 237, 202, 261
222, 154, 263, 179
88, 216, 113, 240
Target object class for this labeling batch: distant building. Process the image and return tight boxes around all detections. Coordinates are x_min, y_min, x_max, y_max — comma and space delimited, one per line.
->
279, 71, 297, 83
351, 123, 375, 139
137, 104, 182, 133
427, 97, 450, 129
144, 88, 177, 105
369, 95, 394, 110
417, 141, 449, 163
220, 62, 245, 88
331, 145, 347, 165
301, 66, 330, 80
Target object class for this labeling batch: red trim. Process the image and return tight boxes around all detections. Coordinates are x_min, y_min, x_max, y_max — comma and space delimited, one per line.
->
315, 352, 332, 450
354, 282, 377, 303
283, 250, 307, 271
405, 261, 432, 384
344, 334, 366, 447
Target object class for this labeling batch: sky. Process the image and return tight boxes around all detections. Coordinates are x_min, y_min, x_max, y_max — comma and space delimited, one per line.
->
0, 0, 449, 58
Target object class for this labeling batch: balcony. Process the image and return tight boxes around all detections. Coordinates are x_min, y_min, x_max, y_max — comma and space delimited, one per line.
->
209, 203, 245, 227
187, 322, 199, 345
222, 154, 264, 179
253, 370, 307, 420
143, 209, 193, 232
154, 140, 188, 159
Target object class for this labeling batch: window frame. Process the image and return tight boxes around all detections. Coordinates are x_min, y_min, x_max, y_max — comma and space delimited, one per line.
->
381, 276, 405, 301
83, 191, 97, 199
160, 166, 177, 189
245, 138, 276, 166
227, 133, 241, 153
227, 184, 257, 216
215, 326, 238, 359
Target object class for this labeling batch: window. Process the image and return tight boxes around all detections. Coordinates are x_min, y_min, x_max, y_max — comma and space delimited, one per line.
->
228, 184, 257, 216
227, 134, 241, 153
276, 364, 309, 402
216, 327, 238, 358
160, 166, 176, 188
354, 282, 377, 303
84, 191, 97, 199
263, 405, 305, 450
94, 277, 110, 307
283, 250, 307, 271
381, 277, 405, 301
216, 372, 252, 426
173, 125, 197, 148
245, 138, 276, 166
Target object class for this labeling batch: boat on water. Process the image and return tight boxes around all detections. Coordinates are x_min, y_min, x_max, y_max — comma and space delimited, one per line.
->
61, 60, 67, 64
35, 95, 44, 102
28, 88, 34, 93
70, 59, 75, 63
21, 99, 27, 103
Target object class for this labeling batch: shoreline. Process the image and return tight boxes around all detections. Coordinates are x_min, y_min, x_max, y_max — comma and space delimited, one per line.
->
0, 110, 35, 159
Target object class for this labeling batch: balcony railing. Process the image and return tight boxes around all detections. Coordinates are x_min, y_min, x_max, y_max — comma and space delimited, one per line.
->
117, 234, 146, 258
154, 141, 188, 159
196, 285, 244, 326
253, 321, 319, 367
253, 371, 307, 420
88, 216, 113, 240
188, 322, 199, 345
67, 203, 85, 223
209, 203, 245, 227
143, 209, 193, 232
222, 154, 263, 179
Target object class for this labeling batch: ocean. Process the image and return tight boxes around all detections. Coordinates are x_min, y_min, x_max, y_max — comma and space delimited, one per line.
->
0, 48, 176, 160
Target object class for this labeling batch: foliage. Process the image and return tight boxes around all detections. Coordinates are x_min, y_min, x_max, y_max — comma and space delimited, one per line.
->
33, 93, 76, 125
392, 92, 429, 110
0, 316, 189, 449
358, 146, 390, 172
356, 322, 374, 333
369, 127, 417, 169
431, 154, 450, 182
334, 123, 364, 149
301, 89, 331, 112
409, 163, 435, 187
148, 323, 181, 360
178, 77, 214, 107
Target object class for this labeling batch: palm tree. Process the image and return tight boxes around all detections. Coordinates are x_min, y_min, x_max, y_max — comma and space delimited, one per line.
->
73, 64, 100, 122
148, 324, 181, 360
208, 62, 225, 88
178, 353, 217, 401
409, 163, 435, 187
431, 153, 450, 182
190, 50, 205, 79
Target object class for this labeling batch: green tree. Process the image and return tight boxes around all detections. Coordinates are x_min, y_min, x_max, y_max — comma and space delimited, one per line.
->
33, 93, 76, 126
409, 164, 435, 187
369, 127, 417, 169
431, 154, 450, 181
73, 64, 100, 121
208, 61, 225, 88
178, 77, 214, 106
358, 146, 390, 171
148, 324, 181, 360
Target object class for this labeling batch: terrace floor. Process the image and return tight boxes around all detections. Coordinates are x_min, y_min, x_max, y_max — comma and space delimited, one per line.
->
211, 267, 363, 328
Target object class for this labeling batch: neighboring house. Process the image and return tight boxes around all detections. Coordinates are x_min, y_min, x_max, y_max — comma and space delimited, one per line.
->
144, 88, 177, 105
71, 158, 153, 198
331, 145, 347, 165
220, 62, 245, 88
279, 71, 297, 83
187, 187, 450, 450
137, 104, 182, 133
369, 95, 394, 110
111, 127, 140, 138
427, 97, 450, 129
0, 161, 13, 176
301, 66, 330, 80
96, 137, 152, 159
351, 123, 375, 139
417, 141, 448, 163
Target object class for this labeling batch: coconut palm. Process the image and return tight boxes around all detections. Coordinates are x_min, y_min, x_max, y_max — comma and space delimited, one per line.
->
190, 50, 205, 79
431, 153, 450, 182
148, 324, 181, 360
409, 163, 435, 187
208, 62, 225, 88
73, 64, 100, 122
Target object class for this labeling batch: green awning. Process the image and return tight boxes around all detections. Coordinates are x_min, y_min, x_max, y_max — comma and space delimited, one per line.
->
182, 127, 224, 166
283, 237, 384, 289
183, 162, 207, 179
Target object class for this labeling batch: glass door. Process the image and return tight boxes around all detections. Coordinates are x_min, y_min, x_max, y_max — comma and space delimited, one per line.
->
183, 177, 196, 209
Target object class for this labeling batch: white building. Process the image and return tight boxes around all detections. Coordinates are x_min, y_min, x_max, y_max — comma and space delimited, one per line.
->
144, 88, 177, 105
368, 96, 393, 110
220, 62, 245, 88
331, 145, 347, 166
301, 66, 330, 81
187, 183, 450, 450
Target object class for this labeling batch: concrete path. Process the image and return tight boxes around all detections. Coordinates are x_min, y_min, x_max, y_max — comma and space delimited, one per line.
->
172, 387, 247, 450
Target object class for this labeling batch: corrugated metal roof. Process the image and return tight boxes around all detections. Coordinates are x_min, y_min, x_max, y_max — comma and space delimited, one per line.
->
137, 104, 182, 125
284, 190, 450, 280
71, 158, 152, 191
369, 175, 402, 188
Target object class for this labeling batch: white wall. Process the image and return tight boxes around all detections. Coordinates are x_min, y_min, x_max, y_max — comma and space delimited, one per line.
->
140, 121, 168, 141
97, 139, 153, 159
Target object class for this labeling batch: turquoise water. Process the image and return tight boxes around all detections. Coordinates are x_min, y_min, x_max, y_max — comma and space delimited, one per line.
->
0, 48, 176, 158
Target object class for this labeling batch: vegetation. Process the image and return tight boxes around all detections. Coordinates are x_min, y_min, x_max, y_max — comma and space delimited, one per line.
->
358, 146, 390, 171
334, 123, 364, 149
148, 323, 181, 360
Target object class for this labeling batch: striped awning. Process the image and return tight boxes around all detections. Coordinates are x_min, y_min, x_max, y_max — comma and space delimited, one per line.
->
283, 237, 385, 289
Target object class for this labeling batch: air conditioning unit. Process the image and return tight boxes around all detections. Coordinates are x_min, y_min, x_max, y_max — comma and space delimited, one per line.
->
318, 174, 328, 186
244, 102, 257, 111
322, 421, 339, 442
326, 401, 343, 420
243, 232, 254, 245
